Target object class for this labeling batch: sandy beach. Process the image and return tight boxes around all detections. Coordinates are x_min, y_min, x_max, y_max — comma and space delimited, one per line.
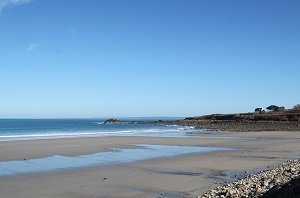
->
1, 131, 300, 198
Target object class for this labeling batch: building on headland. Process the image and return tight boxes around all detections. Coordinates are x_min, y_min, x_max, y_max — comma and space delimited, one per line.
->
254, 108, 264, 113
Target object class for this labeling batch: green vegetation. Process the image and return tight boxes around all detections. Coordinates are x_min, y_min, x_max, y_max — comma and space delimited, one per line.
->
266, 105, 285, 112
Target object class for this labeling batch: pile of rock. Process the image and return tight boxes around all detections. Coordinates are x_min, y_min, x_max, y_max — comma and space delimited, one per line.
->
200, 159, 300, 198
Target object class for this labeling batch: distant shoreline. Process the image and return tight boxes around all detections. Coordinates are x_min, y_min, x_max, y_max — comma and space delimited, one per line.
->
170, 109, 300, 132
167, 119, 300, 132
103, 120, 300, 132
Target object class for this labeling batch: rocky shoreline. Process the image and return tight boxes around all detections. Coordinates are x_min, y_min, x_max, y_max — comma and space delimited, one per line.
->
172, 109, 300, 132
167, 120, 300, 132
200, 159, 300, 198
104, 119, 300, 132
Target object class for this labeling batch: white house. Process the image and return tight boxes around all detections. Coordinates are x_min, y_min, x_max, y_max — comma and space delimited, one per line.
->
254, 108, 264, 113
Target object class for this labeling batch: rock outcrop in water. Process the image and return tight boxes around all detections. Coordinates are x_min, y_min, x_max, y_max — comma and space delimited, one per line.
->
103, 119, 123, 124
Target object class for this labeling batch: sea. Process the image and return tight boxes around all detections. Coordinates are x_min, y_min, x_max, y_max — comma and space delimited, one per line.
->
0, 117, 197, 142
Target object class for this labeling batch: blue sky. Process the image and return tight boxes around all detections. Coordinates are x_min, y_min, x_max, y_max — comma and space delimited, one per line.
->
0, 0, 299, 118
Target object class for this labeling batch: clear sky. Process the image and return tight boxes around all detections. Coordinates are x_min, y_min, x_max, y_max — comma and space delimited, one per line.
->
0, 0, 299, 118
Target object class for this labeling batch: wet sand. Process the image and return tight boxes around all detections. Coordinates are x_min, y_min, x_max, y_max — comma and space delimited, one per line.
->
0, 132, 300, 198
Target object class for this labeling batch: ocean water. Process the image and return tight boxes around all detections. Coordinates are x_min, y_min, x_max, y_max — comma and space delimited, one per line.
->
0, 118, 195, 142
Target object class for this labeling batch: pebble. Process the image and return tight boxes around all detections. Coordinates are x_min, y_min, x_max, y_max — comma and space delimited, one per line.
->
200, 159, 300, 198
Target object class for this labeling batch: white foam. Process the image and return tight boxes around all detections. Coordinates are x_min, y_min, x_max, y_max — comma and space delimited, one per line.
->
0, 125, 194, 142
92, 122, 104, 125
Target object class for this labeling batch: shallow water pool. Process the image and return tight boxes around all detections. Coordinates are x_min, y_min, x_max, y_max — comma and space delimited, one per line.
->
0, 144, 236, 176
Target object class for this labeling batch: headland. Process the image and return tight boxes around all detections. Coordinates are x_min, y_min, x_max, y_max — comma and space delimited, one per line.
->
104, 109, 300, 132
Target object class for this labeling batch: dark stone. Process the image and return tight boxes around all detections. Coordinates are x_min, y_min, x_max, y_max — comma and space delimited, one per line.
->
104, 119, 122, 124
262, 177, 300, 198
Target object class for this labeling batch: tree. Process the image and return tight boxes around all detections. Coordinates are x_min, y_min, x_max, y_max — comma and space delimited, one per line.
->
293, 104, 300, 110
267, 105, 279, 111
266, 105, 284, 111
